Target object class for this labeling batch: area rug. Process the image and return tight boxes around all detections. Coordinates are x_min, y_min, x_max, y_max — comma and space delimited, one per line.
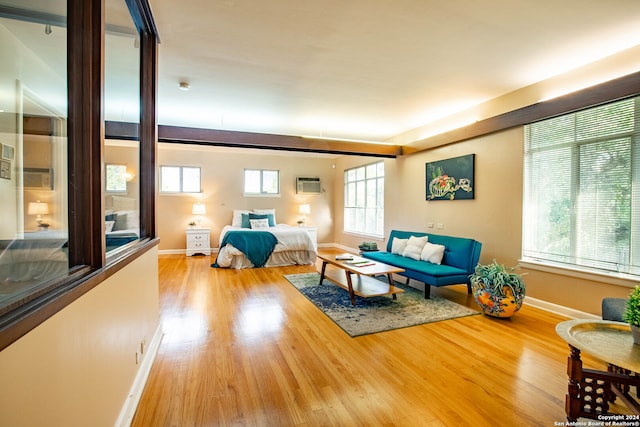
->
284, 273, 479, 337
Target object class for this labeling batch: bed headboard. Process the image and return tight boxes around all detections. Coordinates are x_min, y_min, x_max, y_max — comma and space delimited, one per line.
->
111, 195, 137, 211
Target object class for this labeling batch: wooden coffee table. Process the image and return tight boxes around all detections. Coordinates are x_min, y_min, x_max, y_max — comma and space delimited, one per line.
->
317, 253, 405, 306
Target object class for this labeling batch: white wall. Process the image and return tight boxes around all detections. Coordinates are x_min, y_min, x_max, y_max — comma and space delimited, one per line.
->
0, 248, 160, 427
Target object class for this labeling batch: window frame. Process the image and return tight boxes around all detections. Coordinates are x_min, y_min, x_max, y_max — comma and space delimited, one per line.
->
105, 163, 128, 193
522, 96, 640, 279
0, 0, 159, 351
159, 165, 202, 193
243, 168, 280, 196
343, 160, 385, 238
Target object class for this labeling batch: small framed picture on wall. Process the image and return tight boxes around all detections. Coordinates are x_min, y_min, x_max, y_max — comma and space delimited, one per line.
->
1, 143, 15, 161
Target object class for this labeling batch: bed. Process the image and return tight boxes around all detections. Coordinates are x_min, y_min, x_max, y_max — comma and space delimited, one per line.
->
213, 209, 317, 269
105, 196, 140, 251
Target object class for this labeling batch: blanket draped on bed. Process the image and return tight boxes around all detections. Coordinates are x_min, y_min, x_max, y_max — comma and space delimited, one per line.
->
212, 230, 278, 268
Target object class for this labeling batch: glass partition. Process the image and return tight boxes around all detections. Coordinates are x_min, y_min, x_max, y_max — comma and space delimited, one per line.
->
105, 0, 140, 254
0, 1, 69, 315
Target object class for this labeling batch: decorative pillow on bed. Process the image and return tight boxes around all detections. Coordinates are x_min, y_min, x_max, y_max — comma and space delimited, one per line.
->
113, 213, 128, 231
253, 209, 276, 226
391, 237, 408, 255
420, 242, 445, 264
241, 213, 271, 228
401, 235, 429, 260
249, 218, 270, 229
232, 210, 252, 227
105, 221, 115, 233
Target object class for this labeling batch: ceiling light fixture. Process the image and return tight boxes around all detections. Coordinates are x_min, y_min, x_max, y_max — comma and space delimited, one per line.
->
178, 82, 191, 91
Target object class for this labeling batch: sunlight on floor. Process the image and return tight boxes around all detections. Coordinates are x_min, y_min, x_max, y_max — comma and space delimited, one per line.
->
235, 296, 285, 343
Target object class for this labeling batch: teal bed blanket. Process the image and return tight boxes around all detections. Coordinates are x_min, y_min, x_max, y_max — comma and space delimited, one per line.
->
212, 230, 278, 268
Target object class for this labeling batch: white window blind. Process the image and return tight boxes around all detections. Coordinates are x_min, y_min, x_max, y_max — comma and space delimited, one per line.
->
523, 96, 640, 276
344, 161, 384, 236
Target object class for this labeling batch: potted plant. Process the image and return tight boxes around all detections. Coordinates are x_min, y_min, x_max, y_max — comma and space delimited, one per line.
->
623, 286, 640, 344
470, 260, 526, 318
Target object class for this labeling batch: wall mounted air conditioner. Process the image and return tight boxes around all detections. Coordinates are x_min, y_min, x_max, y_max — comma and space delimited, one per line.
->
296, 177, 321, 194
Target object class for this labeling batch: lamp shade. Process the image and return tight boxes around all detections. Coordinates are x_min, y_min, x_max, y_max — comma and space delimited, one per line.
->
298, 204, 311, 214
28, 201, 49, 215
192, 203, 206, 215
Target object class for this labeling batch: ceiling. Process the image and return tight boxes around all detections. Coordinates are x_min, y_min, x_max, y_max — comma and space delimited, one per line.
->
3, 0, 640, 146
148, 0, 640, 143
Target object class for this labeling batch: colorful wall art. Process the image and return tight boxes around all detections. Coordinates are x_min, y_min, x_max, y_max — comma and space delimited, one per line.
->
426, 154, 475, 201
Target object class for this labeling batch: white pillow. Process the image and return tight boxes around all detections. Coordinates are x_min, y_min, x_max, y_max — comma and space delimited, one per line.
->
250, 218, 270, 229
402, 235, 429, 260
391, 237, 408, 255
420, 242, 445, 264
253, 209, 276, 225
232, 210, 251, 227
105, 221, 115, 233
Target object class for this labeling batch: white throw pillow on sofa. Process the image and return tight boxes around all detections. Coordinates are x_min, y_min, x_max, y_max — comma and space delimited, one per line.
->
421, 242, 445, 264
402, 235, 429, 260
391, 237, 409, 255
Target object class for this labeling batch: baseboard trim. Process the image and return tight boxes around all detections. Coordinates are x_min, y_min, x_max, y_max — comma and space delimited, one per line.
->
116, 324, 164, 427
524, 296, 599, 320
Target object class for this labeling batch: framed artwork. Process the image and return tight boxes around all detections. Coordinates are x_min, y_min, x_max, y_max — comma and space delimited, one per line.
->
1, 143, 15, 161
0, 160, 10, 180
426, 154, 475, 201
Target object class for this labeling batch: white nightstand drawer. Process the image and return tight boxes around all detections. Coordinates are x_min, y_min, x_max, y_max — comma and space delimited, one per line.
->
186, 228, 211, 256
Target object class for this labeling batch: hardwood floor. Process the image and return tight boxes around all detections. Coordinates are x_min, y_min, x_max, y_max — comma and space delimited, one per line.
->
132, 250, 626, 426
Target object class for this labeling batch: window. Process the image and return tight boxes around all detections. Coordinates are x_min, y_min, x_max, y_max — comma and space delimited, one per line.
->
244, 169, 280, 195
523, 96, 640, 277
344, 161, 384, 236
0, 0, 159, 350
106, 164, 128, 192
160, 166, 201, 193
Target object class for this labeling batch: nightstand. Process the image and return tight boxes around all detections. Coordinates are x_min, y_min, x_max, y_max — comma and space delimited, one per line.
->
186, 228, 211, 256
299, 226, 317, 249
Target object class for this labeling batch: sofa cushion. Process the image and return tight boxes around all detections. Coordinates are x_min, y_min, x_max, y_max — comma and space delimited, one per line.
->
391, 237, 408, 255
363, 251, 466, 277
421, 242, 445, 264
402, 235, 429, 260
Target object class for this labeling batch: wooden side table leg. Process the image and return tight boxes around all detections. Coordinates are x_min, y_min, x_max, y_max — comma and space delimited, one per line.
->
344, 271, 356, 306
319, 261, 328, 285
566, 345, 583, 422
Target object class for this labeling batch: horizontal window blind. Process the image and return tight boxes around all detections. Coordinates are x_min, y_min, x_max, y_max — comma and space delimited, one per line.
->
523, 96, 640, 276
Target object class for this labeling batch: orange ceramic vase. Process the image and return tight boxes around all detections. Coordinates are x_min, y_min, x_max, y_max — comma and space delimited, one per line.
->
471, 278, 525, 318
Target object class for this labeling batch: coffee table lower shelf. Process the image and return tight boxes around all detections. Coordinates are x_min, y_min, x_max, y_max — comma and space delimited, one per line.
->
321, 269, 405, 305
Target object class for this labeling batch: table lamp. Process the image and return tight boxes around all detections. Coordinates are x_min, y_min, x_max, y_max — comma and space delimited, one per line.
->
192, 202, 206, 227
28, 201, 49, 228
298, 203, 310, 224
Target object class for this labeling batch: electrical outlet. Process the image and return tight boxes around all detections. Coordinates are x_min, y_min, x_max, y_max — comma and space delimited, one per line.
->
427, 223, 434, 228
437, 223, 444, 229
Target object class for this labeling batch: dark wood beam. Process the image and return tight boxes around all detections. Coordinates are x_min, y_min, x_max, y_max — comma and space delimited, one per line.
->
403, 70, 640, 154
105, 122, 403, 158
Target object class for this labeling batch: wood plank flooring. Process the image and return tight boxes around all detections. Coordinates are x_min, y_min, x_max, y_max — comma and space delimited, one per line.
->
132, 250, 628, 426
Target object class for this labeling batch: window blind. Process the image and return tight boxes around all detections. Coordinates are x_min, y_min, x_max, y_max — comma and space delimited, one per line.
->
523, 96, 640, 276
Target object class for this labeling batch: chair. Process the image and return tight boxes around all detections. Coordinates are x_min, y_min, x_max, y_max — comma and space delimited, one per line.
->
602, 297, 627, 322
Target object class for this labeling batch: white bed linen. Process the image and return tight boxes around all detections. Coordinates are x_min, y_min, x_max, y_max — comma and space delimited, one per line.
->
215, 224, 317, 268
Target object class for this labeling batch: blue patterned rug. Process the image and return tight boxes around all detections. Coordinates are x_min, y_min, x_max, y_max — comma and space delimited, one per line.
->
284, 273, 479, 337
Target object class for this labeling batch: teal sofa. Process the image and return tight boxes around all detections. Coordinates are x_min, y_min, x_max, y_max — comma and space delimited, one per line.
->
361, 230, 482, 298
